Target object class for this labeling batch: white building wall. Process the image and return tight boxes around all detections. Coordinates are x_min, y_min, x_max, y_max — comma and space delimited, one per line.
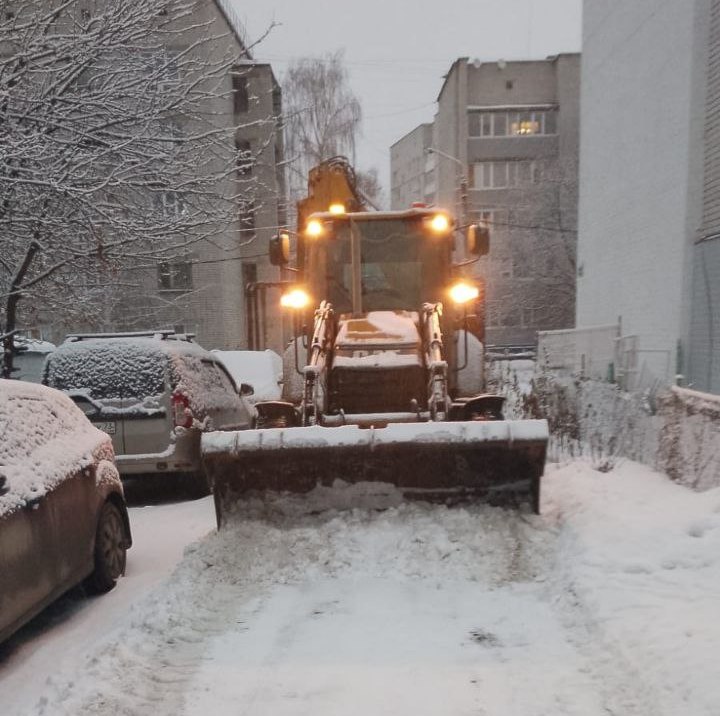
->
576, 1, 702, 380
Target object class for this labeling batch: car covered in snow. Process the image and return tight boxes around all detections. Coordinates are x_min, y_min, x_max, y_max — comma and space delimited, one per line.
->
0, 379, 131, 643
211, 349, 283, 403
42, 331, 254, 486
11, 336, 56, 383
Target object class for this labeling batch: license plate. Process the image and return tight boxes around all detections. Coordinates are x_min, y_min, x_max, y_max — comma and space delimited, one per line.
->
95, 421, 117, 435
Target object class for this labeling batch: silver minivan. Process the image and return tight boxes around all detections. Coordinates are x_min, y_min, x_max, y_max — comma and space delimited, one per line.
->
43, 331, 254, 483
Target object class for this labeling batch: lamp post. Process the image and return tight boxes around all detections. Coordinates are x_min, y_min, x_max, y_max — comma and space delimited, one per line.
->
426, 147, 469, 226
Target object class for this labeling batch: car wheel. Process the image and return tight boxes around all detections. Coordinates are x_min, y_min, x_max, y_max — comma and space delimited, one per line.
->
88, 501, 127, 594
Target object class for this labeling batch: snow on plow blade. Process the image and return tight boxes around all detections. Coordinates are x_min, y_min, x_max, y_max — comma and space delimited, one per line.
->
202, 420, 549, 526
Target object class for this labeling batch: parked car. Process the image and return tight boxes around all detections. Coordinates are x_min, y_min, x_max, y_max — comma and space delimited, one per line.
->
211, 349, 283, 403
12, 336, 56, 383
0, 379, 131, 643
43, 331, 254, 484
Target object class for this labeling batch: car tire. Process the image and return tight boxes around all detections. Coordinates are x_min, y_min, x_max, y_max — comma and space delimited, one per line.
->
88, 501, 127, 594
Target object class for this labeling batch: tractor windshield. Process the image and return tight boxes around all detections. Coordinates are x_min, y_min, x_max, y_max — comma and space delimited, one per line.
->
306, 217, 452, 314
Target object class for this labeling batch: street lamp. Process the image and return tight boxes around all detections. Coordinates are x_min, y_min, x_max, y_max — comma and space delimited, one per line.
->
426, 146, 469, 226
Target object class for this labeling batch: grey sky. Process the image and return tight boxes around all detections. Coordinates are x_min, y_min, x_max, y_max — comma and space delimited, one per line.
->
231, 0, 582, 193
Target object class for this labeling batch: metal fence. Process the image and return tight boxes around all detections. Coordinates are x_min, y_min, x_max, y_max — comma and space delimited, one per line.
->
537, 324, 619, 381
537, 324, 675, 393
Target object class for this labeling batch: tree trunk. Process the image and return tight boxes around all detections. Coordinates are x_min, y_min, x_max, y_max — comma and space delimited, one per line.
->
2, 242, 39, 380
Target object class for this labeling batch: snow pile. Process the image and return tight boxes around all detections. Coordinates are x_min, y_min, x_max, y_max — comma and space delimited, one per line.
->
17, 460, 720, 716
212, 349, 283, 402
0, 380, 109, 517
656, 386, 720, 490
513, 370, 720, 489
543, 461, 720, 716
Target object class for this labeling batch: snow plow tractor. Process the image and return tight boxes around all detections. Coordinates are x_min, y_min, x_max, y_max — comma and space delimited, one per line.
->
202, 158, 548, 524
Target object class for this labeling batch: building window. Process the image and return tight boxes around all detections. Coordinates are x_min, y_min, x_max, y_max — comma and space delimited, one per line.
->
232, 75, 249, 114
472, 161, 538, 189
235, 139, 252, 177
158, 262, 192, 291
474, 209, 507, 231
153, 190, 185, 218
468, 109, 558, 137
242, 262, 257, 288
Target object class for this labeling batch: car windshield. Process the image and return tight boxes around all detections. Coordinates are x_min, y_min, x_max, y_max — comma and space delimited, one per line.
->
307, 217, 450, 313
44, 341, 167, 401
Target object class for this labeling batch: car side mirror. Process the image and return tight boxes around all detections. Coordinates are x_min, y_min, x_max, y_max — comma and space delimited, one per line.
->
239, 382, 254, 397
466, 224, 490, 257
269, 232, 290, 266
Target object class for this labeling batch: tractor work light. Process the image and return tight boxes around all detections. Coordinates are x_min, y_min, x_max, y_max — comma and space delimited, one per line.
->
280, 287, 311, 310
449, 281, 480, 305
429, 213, 451, 234
306, 219, 324, 237
328, 203, 346, 215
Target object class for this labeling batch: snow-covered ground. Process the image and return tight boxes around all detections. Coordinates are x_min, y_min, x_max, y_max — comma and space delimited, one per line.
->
2, 461, 719, 715
0, 496, 216, 716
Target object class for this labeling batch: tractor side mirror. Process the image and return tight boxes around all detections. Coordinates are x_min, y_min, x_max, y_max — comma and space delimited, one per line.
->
466, 224, 490, 257
269, 232, 290, 266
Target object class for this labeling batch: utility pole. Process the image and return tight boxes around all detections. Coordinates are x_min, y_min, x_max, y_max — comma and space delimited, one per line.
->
426, 147, 469, 226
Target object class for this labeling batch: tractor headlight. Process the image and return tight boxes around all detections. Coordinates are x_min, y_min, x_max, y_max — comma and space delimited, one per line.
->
280, 287, 311, 310
429, 213, 451, 234
449, 281, 479, 305
306, 219, 324, 237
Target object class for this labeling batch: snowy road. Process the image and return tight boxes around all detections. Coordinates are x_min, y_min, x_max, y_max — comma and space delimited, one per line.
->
2, 462, 719, 716
0, 495, 216, 716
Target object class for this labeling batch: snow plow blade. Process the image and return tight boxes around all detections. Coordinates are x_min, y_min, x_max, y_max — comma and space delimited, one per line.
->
202, 420, 548, 526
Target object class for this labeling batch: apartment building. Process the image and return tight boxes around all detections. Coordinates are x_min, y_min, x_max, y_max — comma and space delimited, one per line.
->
111, 1, 286, 352
390, 123, 436, 209
431, 55, 581, 347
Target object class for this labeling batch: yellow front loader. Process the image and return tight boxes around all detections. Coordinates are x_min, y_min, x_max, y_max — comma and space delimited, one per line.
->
202, 158, 548, 525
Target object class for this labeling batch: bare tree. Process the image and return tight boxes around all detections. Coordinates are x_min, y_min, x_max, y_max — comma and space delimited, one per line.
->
283, 51, 382, 210
356, 167, 385, 209
0, 0, 262, 376
474, 157, 577, 344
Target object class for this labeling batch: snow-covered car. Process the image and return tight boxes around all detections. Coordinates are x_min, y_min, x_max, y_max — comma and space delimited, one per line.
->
0, 379, 131, 643
211, 349, 283, 403
42, 331, 254, 486
11, 336, 56, 383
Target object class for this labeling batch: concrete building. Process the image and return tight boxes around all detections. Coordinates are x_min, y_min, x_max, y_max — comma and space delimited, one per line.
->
114, 1, 287, 353
390, 123, 436, 209
431, 55, 581, 347
576, 0, 719, 393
